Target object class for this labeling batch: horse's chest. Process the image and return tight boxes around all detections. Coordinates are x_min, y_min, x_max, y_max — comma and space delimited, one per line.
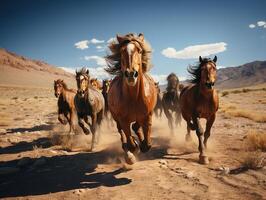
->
196, 101, 216, 118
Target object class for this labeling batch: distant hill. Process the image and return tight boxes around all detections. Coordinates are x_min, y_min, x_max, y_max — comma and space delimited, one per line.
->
216, 61, 266, 89
160, 60, 266, 91
0, 48, 75, 88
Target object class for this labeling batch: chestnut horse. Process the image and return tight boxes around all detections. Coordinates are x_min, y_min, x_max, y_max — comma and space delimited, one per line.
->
180, 56, 219, 164
75, 68, 105, 151
154, 82, 163, 118
54, 79, 77, 133
105, 33, 157, 164
162, 73, 182, 133
90, 78, 102, 90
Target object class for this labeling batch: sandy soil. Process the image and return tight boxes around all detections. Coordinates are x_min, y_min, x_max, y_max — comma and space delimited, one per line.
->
0, 85, 266, 200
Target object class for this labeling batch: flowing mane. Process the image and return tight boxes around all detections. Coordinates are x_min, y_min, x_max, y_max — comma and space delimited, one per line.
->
188, 58, 215, 84
105, 33, 152, 75
76, 67, 90, 78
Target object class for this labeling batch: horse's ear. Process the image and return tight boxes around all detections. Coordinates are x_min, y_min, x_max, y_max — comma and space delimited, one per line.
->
138, 33, 144, 41
86, 69, 89, 75
116, 34, 124, 44
213, 55, 217, 63
199, 56, 203, 63
75, 69, 78, 75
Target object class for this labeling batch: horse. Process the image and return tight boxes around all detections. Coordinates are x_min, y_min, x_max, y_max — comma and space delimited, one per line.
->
75, 68, 105, 151
102, 79, 113, 125
162, 73, 182, 133
154, 82, 163, 118
105, 33, 157, 164
180, 56, 219, 164
90, 78, 102, 91
53, 79, 77, 134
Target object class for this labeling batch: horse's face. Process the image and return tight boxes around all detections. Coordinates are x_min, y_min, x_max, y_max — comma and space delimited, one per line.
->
200, 56, 217, 90
76, 72, 89, 97
54, 80, 64, 98
90, 79, 100, 89
168, 76, 179, 89
120, 41, 142, 87
102, 79, 110, 92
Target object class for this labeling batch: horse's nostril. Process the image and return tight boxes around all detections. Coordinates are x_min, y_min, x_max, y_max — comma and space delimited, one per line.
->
134, 71, 138, 78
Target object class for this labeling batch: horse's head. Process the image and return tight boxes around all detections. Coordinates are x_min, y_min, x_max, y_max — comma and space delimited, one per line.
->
102, 79, 111, 92
167, 73, 179, 91
199, 56, 217, 90
118, 33, 145, 87
54, 79, 64, 98
90, 78, 101, 90
155, 82, 160, 93
75, 68, 90, 97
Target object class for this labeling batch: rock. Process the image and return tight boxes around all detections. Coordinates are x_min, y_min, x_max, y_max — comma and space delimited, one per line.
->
33, 157, 46, 167
160, 164, 168, 169
159, 159, 168, 165
218, 166, 230, 175
17, 157, 32, 167
0, 167, 20, 175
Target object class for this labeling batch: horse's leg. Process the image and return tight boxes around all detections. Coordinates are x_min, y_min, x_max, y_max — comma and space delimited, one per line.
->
192, 116, 208, 164
204, 114, 216, 149
164, 107, 174, 133
95, 109, 104, 144
78, 116, 90, 135
90, 113, 97, 151
119, 121, 137, 165
159, 107, 163, 118
141, 113, 153, 153
175, 109, 182, 127
58, 112, 67, 125
185, 122, 192, 142
132, 122, 143, 149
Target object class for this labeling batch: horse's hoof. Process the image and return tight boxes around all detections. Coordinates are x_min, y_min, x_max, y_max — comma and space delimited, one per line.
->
199, 155, 209, 165
140, 143, 151, 153
124, 151, 136, 165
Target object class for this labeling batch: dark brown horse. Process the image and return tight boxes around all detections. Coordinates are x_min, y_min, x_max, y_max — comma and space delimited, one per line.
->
75, 68, 105, 151
102, 79, 113, 125
180, 56, 219, 164
105, 33, 157, 164
54, 79, 77, 133
162, 73, 182, 133
154, 82, 163, 118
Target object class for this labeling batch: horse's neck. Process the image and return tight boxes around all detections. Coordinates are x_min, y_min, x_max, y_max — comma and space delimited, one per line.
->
122, 73, 144, 102
198, 84, 214, 99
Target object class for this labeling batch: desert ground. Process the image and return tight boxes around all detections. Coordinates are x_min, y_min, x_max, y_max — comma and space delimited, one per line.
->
0, 83, 266, 200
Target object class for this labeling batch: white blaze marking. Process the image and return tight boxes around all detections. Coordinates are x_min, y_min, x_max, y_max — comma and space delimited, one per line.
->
127, 43, 135, 65
80, 75, 84, 80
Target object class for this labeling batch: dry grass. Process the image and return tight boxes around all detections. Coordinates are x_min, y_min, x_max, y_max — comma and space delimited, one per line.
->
244, 130, 266, 151
221, 87, 266, 97
240, 151, 265, 170
226, 109, 266, 123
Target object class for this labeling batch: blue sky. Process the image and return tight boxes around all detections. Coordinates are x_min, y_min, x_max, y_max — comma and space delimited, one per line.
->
0, 0, 266, 83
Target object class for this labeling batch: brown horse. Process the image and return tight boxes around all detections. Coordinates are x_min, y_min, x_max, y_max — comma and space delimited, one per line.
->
180, 56, 219, 164
75, 68, 105, 151
154, 82, 163, 118
105, 33, 157, 164
54, 79, 77, 133
90, 78, 102, 90
102, 79, 113, 125
162, 73, 182, 133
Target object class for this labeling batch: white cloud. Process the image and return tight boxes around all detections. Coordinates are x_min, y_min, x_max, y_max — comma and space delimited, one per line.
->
90, 38, 104, 44
96, 45, 103, 49
264, 25, 266, 28
257, 21, 266, 27
249, 24, 256, 29
74, 40, 89, 50
161, 42, 227, 60
84, 55, 106, 66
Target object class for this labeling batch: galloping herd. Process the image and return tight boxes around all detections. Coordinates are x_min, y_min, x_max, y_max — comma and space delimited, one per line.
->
54, 33, 219, 165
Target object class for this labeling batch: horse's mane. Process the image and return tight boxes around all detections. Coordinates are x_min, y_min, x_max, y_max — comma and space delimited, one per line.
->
105, 33, 152, 75
188, 58, 215, 84
76, 67, 90, 78
54, 79, 68, 89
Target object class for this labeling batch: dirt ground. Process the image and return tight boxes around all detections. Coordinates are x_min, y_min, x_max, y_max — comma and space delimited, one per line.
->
0, 85, 265, 200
